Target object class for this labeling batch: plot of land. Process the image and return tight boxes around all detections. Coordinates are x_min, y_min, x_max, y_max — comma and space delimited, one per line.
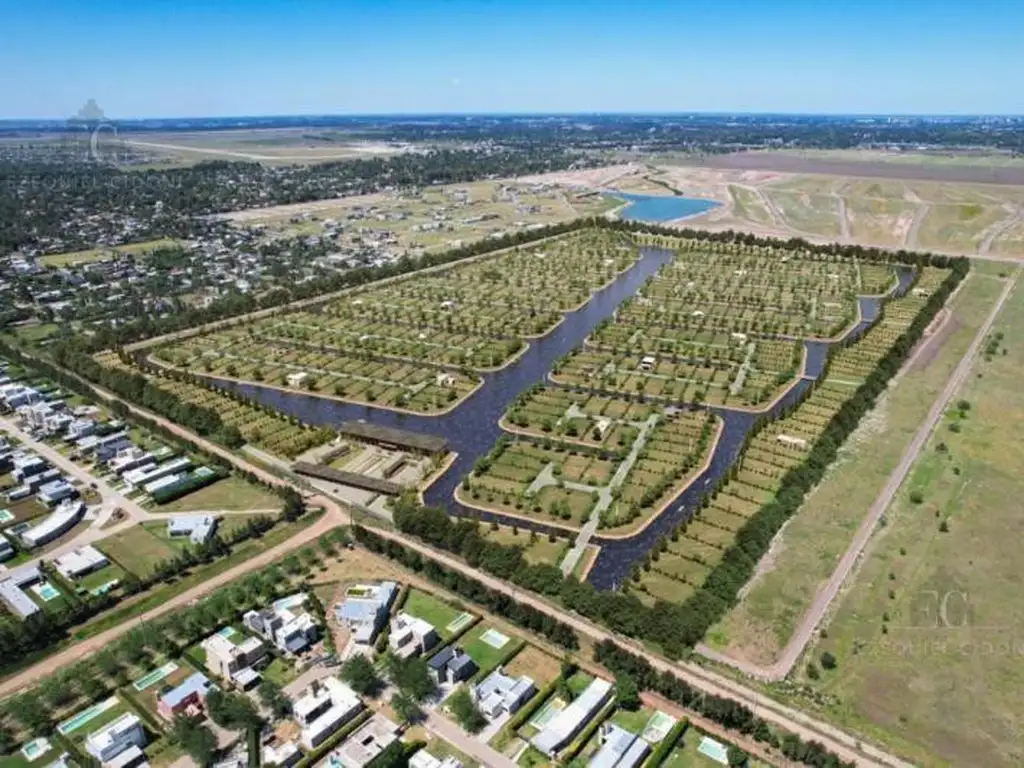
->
98, 524, 178, 576
800, 276, 1024, 767
403, 589, 467, 640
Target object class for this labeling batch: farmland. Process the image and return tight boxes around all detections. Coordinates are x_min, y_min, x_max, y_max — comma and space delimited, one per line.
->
147, 229, 639, 413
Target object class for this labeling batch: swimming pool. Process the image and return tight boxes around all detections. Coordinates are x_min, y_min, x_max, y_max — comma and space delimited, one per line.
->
217, 626, 239, 641
20, 737, 51, 761
0, 509, 14, 524
31, 582, 61, 602
57, 696, 119, 735
698, 735, 729, 765
133, 662, 179, 691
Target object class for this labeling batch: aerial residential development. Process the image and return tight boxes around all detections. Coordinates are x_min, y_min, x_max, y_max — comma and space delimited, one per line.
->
1, 2, 1022, 767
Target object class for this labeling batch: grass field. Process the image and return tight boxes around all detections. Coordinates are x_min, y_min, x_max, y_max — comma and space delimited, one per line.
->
460, 623, 522, 677
706, 272, 1006, 665
797, 275, 1024, 767
403, 589, 465, 640
99, 524, 177, 576
150, 476, 281, 513
479, 524, 569, 566
503, 645, 561, 688
39, 238, 181, 267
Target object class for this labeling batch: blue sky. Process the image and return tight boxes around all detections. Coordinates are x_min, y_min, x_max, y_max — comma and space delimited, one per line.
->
2, 0, 1022, 118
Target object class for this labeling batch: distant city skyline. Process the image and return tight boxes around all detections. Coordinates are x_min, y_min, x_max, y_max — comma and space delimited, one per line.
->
3, 0, 1023, 119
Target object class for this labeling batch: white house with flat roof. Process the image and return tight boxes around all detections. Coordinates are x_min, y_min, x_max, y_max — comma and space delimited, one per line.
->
294, 677, 363, 750
201, 632, 266, 685
53, 545, 109, 580
332, 714, 398, 768
334, 581, 398, 646
590, 722, 649, 768
0, 565, 42, 619
388, 612, 439, 659
472, 667, 536, 719
532, 677, 612, 756
167, 515, 216, 545
20, 499, 84, 548
84, 712, 146, 763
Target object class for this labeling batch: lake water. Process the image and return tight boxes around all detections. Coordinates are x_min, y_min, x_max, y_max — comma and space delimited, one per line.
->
615, 193, 720, 222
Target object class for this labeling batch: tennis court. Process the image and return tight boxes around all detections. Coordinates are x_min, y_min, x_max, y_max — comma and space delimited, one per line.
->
446, 612, 474, 633
640, 710, 677, 743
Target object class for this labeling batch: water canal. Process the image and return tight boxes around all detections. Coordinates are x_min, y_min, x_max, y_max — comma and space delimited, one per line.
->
225, 249, 915, 590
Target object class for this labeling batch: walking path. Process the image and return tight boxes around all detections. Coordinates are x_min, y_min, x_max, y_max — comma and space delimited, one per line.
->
698, 268, 1019, 680
560, 414, 658, 575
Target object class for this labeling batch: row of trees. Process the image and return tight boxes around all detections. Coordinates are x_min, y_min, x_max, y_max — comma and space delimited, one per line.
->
352, 524, 579, 651
595, 640, 856, 767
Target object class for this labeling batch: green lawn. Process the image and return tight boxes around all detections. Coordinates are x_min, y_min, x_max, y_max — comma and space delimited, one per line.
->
802, 274, 1024, 767
99, 525, 177, 576
262, 656, 298, 686
565, 670, 594, 697
152, 475, 281, 513
39, 238, 182, 267
76, 564, 127, 594
0, 741, 62, 768
403, 589, 464, 640
611, 706, 655, 735
460, 623, 522, 677
707, 272, 1005, 665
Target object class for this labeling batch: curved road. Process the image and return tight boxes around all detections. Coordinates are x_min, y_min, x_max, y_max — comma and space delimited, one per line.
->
3, 355, 916, 768
699, 268, 1019, 680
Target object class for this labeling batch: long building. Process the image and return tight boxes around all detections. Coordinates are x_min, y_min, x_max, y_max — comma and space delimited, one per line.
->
532, 677, 612, 756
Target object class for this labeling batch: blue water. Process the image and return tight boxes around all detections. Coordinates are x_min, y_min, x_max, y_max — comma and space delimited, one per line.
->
615, 193, 719, 222
214, 252, 915, 590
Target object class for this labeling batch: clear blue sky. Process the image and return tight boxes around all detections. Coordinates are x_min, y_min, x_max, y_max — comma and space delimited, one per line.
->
3, 0, 1022, 119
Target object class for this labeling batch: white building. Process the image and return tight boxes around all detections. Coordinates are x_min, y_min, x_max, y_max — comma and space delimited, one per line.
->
388, 612, 439, 659
0, 532, 13, 563
201, 632, 266, 686
243, 594, 319, 654
0, 565, 42, 619
294, 677, 363, 750
21, 500, 85, 548
334, 582, 397, 645
167, 515, 216, 545
84, 712, 146, 763
332, 714, 398, 768
408, 751, 462, 768
472, 667, 536, 719
53, 545, 109, 580
532, 677, 612, 756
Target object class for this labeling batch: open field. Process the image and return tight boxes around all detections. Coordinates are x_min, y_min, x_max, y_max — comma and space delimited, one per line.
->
146, 229, 639, 413
38, 238, 182, 267
706, 271, 1005, 666
219, 178, 619, 247
403, 588, 467, 640
519, 161, 1024, 256
145, 474, 281, 513
791, 277, 1024, 766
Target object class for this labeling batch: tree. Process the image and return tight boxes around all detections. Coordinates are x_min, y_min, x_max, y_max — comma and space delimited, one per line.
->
390, 692, 424, 725
257, 680, 291, 720
206, 689, 262, 731
385, 654, 435, 702
615, 676, 641, 711
340, 654, 382, 696
447, 687, 486, 734
170, 715, 218, 768
727, 745, 749, 766
820, 651, 837, 670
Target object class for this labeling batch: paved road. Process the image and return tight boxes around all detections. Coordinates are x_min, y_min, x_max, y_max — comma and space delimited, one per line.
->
424, 710, 517, 768
699, 268, 1019, 681
7, 354, 915, 767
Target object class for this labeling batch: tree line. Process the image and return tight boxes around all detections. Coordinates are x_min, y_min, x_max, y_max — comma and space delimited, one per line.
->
594, 640, 856, 768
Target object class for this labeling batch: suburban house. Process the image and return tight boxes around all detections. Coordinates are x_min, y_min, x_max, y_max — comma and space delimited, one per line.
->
332, 714, 399, 768
201, 631, 266, 688
0, 532, 14, 563
532, 677, 613, 756
84, 712, 147, 765
243, 594, 319, 654
36, 479, 77, 507
20, 500, 85, 549
157, 672, 215, 720
53, 545, 109, 580
472, 667, 536, 718
590, 722, 650, 768
262, 740, 300, 768
167, 515, 217, 545
426, 646, 477, 685
408, 751, 463, 768
293, 677, 364, 750
0, 565, 42, 619
388, 612, 439, 659
334, 581, 398, 646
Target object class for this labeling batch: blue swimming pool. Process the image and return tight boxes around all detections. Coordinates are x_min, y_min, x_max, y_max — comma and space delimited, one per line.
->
615, 193, 719, 222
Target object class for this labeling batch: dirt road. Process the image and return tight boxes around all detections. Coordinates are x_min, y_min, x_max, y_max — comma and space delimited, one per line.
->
698, 268, 1019, 682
